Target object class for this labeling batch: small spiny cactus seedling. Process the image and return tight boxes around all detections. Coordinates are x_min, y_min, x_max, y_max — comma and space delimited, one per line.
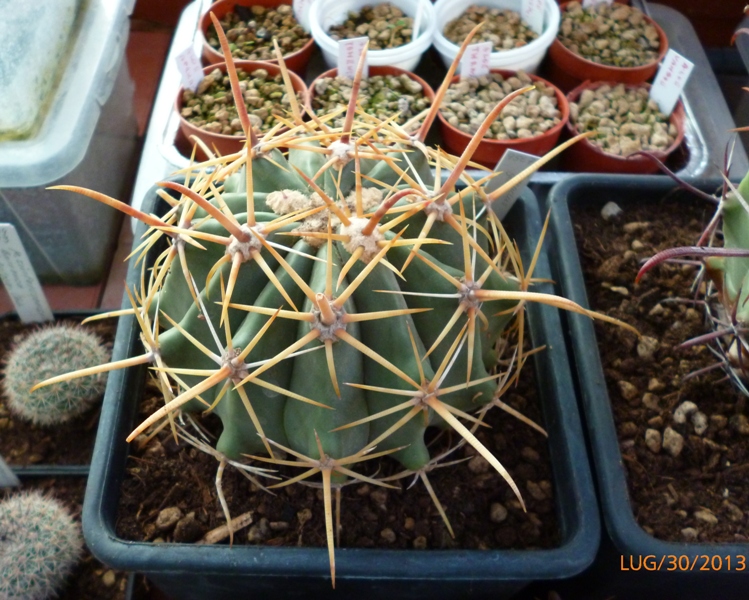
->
36, 18, 631, 586
0, 491, 83, 600
4, 324, 109, 426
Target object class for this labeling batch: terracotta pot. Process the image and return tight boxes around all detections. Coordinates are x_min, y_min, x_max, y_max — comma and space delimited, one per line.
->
306, 66, 435, 131
176, 61, 307, 161
562, 80, 686, 174
435, 70, 570, 169
545, 2, 668, 92
200, 0, 315, 76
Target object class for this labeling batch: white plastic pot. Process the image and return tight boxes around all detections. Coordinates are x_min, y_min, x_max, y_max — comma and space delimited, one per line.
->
309, 0, 436, 72
433, 0, 560, 73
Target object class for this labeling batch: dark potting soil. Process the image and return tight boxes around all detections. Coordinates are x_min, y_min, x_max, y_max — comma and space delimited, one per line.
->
572, 193, 749, 543
1, 477, 129, 600
0, 316, 117, 466
115, 365, 559, 553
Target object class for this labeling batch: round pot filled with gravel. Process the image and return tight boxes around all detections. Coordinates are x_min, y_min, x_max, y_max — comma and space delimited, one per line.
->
177, 61, 307, 160
309, 0, 436, 71
562, 80, 685, 174
433, 0, 560, 72
436, 69, 568, 168
547, 1, 668, 91
201, 0, 315, 75
307, 65, 434, 134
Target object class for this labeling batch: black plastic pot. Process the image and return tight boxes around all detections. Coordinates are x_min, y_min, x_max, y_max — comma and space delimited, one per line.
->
82, 183, 600, 600
547, 174, 748, 599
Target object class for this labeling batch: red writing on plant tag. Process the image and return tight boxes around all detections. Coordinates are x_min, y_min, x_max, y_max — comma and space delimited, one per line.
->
176, 47, 204, 92
338, 37, 369, 80
650, 49, 694, 115
460, 42, 492, 79
521, 0, 545, 35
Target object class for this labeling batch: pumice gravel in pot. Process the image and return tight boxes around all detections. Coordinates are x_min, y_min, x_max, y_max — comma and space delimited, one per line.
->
437, 70, 569, 168
308, 66, 433, 132
442, 5, 538, 50
547, 1, 667, 90
177, 61, 307, 159
558, 2, 660, 68
563, 81, 684, 174
201, 0, 315, 74
326, 2, 414, 49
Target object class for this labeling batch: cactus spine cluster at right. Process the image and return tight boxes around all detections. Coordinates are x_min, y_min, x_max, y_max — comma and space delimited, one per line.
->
0, 491, 83, 600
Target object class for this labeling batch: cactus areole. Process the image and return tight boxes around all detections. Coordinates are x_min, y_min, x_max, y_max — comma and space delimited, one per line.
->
40, 16, 615, 585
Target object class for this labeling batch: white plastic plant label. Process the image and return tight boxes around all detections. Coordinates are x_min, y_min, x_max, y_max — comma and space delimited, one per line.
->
338, 37, 369, 80
486, 150, 539, 220
0, 455, 20, 489
521, 0, 545, 35
650, 49, 694, 115
176, 47, 204, 93
0, 224, 53, 323
582, 0, 614, 7
460, 42, 492, 79
293, 0, 314, 32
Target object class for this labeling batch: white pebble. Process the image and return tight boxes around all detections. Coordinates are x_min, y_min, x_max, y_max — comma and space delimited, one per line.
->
663, 427, 684, 457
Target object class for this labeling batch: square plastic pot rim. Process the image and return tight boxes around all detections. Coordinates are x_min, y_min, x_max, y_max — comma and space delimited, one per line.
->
82, 181, 599, 583
547, 173, 749, 560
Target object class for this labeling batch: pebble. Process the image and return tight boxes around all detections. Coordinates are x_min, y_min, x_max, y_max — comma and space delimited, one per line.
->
647, 416, 663, 428
155, 507, 183, 532
173, 512, 205, 543
648, 303, 665, 316
623, 221, 649, 233
269, 521, 289, 531
468, 454, 492, 474
648, 377, 665, 392
710, 414, 728, 430
663, 427, 684, 457
370, 489, 388, 511
620, 421, 638, 437
681, 527, 699, 541
490, 503, 508, 523
673, 401, 698, 424
644, 428, 662, 453
730, 414, 749, 435
617, 380, 638, 400
380, 528, 397, 543
404, 517, 415, 530
102, 570, 117, 587
247, 518, 271, 543
601, 201, 622, 220
526, 481, 546, 501
636, 336, 659, 360
521, 446, 540, 462
723, 500, 744, 522
642, 393, 660, 411
297, 508, 312, 526
413, 535, 428, 549
694, 510, 718, 525
631, 239, 645, 251
691, 411, 708, 436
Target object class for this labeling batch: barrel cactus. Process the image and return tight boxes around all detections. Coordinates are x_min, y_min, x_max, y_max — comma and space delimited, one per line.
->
3, 324, 108, 425
36, 17, 626, 583
0, 491, 83, 599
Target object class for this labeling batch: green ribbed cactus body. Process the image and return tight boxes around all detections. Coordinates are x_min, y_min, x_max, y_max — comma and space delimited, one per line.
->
708, 173, 749, 327
149, 143, 520, 473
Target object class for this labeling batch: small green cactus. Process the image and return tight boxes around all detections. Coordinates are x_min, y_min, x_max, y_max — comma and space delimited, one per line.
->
0, 491, 83, 600
3, 324, 108, 425
638, 171, 749, 386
